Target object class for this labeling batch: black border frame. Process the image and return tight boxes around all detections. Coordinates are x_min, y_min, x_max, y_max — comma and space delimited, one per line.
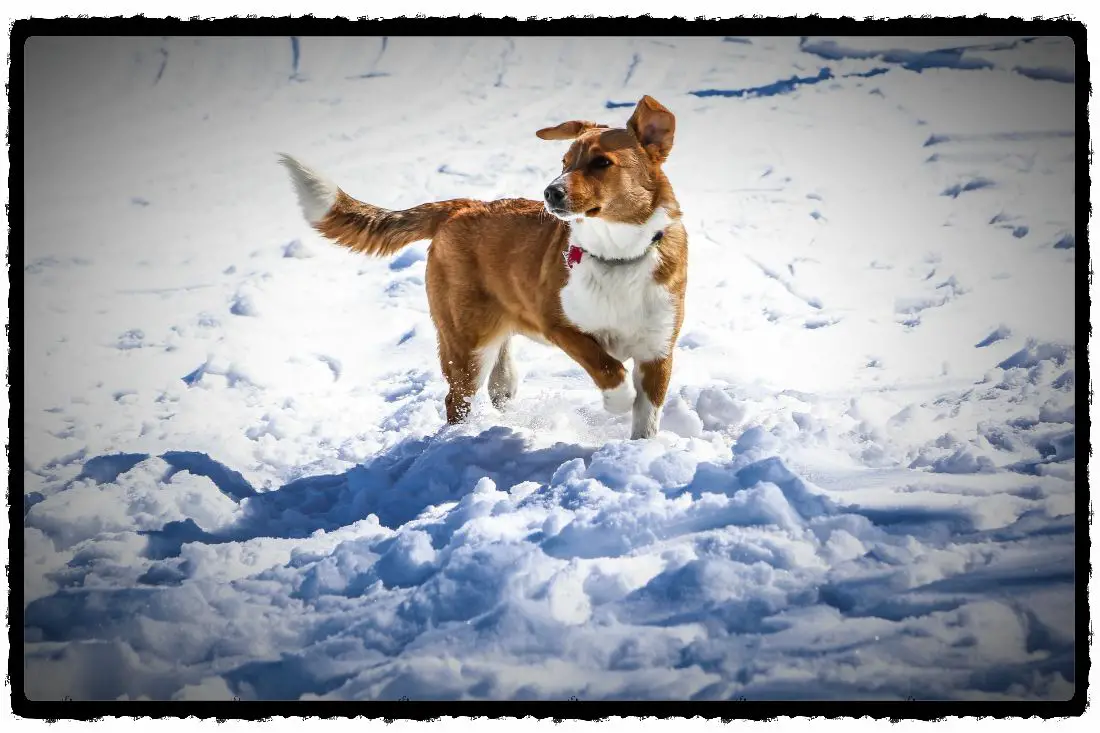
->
7, 14, 1090, 721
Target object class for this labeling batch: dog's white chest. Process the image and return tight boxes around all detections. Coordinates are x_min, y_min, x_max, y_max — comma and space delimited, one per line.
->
559, 212, 677, 363
561, 260, 675, 362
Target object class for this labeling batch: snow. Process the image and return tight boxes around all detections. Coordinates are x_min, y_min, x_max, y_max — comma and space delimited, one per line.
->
22, 35, 1077, 701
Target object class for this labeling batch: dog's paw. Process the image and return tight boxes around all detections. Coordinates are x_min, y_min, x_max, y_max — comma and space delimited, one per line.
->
602, 380, 636, 415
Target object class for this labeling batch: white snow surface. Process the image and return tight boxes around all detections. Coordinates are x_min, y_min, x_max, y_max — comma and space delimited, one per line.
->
23, 36, 1077, 701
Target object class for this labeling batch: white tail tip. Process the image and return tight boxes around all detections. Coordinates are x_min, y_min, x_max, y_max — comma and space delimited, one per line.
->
278, 152, 339, 225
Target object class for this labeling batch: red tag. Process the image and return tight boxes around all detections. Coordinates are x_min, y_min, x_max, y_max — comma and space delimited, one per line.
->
566, 246, 583, 268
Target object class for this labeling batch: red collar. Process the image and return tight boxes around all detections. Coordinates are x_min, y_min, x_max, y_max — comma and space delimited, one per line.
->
565, 229, 665, 269
566, 245, 584, 268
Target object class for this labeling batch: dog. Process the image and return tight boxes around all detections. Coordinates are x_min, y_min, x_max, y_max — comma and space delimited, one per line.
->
279, 95, 686, 440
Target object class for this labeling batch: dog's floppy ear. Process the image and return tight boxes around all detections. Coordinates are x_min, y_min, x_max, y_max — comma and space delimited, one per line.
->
627, 95, 676, 162
536, 120, 607, 140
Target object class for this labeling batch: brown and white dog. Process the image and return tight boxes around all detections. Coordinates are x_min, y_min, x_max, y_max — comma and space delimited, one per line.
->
280, 95, 686, 439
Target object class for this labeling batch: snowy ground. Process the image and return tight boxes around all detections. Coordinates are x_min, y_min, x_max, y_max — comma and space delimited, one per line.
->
22, 36, 1077, 701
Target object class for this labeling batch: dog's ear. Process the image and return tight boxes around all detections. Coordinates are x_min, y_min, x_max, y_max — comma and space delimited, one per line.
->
627, 96, 676, 162
536, 120, 606, 141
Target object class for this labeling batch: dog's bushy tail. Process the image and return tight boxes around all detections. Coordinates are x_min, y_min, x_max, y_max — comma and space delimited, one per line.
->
278, 153, 471, 257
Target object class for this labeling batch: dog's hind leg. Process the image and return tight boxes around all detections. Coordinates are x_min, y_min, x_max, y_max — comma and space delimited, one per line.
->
487, 335, 519, 410
439, 341, 480, 424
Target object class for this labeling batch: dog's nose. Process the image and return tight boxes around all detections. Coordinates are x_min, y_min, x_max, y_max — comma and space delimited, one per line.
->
544, 184, 566, 207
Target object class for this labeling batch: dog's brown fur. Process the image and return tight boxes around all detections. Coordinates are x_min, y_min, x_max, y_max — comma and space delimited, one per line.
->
284, 96, 687, 430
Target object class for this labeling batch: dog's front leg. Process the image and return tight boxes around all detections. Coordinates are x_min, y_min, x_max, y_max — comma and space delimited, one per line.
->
631, 356, 673, 439
547, 326, 634, 413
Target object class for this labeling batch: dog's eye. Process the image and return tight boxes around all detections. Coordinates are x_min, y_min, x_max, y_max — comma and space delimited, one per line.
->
590, 156, 613, 169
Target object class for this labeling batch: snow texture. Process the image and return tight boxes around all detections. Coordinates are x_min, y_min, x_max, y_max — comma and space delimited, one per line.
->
23, 35, 1076, 702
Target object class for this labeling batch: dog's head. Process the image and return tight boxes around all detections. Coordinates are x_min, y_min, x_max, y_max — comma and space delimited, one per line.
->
536, 95, 675, 225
